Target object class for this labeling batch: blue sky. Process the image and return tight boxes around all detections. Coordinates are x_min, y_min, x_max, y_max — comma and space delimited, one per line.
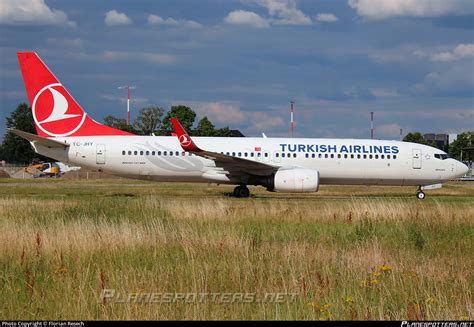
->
1, 0, 473, 139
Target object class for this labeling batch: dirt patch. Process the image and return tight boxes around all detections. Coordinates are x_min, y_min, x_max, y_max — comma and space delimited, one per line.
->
0, 170, 10, 178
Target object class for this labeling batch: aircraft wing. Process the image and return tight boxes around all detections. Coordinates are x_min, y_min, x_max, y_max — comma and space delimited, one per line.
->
170, 118, 277, 176
8, 129, 69, 148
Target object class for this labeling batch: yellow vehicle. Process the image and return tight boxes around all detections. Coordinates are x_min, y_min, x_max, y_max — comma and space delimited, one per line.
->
24, 162, 61, 178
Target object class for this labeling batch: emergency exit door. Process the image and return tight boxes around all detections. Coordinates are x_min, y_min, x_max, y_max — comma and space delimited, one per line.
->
96, 144, 106, 164
412, 149, 422, 169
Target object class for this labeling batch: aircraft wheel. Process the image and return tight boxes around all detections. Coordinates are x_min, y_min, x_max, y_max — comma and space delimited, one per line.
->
233, 185, 250, 198
416, 191, 425, 200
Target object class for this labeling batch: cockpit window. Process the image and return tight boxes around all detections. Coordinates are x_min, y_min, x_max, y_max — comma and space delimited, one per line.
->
434, 153, 449, 160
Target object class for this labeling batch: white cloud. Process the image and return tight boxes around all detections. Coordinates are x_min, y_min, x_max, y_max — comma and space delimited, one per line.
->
105, 10, 132, 26
147, 15, 202, 28
224, 10, 270, 28
103, 51, 176, 64
348, 0, 474, 20
186, 102, 246, 124
0, 0, 75, 26
413, 64, 474, 96
376, 123, 403, 138
174, 101, 285, 134
316, 13, 339, 23
224, 0, 311, 28
414, 44, 474, 62
256, 0, 312, 25
431, 44, 474, 62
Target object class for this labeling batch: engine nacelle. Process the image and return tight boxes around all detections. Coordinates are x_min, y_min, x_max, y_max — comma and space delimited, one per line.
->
273, 168, 320, 193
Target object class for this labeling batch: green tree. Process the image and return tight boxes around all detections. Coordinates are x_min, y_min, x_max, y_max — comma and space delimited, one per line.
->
133, 107, 164, 135
194, 116, 215, 136
214, 126, 236, 137
403, 132, 434, 146
0, 103, 50, 163
161, 105, 196, 135
448, 131, 474, 161
103, 115, 136, 134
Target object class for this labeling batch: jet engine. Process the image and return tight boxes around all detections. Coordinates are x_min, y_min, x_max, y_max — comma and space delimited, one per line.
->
269, 168, 320, 193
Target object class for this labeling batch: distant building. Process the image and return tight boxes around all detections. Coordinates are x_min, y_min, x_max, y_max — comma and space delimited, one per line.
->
448, 133, 458, 145
423, 133, 450, 151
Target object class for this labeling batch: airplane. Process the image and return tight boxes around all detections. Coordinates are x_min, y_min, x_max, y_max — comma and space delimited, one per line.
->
10, 52, 469, 199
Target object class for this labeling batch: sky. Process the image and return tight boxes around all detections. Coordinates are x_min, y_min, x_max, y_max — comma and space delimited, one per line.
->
0, 0, 473, 140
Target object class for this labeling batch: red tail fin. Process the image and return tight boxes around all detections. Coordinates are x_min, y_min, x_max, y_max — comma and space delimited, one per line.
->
17, 52, 133, 137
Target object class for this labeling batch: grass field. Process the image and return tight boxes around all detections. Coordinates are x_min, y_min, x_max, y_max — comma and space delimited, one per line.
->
0, 179, 473, 320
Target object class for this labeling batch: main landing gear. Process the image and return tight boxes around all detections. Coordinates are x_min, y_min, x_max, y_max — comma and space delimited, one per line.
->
233, 185, 250, 198
416, 189, 426, 200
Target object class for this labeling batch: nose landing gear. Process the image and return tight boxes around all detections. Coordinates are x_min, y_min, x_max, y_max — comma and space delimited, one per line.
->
233, 185, 250, 198
416, 189, 425, 199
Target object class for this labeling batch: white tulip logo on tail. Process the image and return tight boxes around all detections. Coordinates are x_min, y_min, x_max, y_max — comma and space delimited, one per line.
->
179, 134, 191, 147
32, 83, 86, 137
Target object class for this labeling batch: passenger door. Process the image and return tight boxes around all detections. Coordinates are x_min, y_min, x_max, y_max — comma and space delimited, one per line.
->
412, 148, 421, 169
96, 144, 106, 165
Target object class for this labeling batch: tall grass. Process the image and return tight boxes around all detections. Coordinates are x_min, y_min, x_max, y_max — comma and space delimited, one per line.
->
0, 180, 473, 320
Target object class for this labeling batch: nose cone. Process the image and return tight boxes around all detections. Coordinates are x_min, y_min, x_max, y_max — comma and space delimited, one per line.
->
456, 161, 469, 177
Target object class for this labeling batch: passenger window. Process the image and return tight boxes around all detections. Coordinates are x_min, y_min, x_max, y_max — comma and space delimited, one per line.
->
363, 154, 367, 159
312, 154, 315, 158
351, 154, 354, 159
387, 155, 391, 159
344, 154, 348, 159
381, 155, 385, 159
357, 154, 361, 159
251, 153, 254, 157
330, 154, 334, 159
319, 154, 322, 158
140, 151, 144, 155
293, 153, 296, 158
244, 153, 248, 157
238, 152, 242, 157
257, 153, 261, 157
393, 155, 397, 159
128, 151, 132, 155
369, 154, 373, 159
146, 151, 149, 156
325, 154, 329, 158
122, 150, 125, 155
375, 155, 378, 159
164, 151, 167, 156
305, 153, 309, 158
337, 154, 341, 159
276, 153, 279, 158
134, 151, 138, 155
152, 151, 155, 156
176, 151, 179, 156
232, 152, 235, 156
169, 151, 173, 156
264, 153, 268, 158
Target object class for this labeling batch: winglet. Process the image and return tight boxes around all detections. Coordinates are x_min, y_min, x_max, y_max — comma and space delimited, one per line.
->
170, 117, 201, 152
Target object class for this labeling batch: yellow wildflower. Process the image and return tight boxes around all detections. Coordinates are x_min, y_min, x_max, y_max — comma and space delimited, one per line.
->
379, 264, 392, 272
345, 296, 355, 304
370, 279, 380, 285
372, 271, 382, 277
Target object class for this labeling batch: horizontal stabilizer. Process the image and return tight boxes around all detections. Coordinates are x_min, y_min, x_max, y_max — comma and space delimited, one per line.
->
8, 129, 69, 148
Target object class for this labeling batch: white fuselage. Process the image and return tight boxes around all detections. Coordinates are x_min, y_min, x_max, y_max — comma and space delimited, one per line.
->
35, 136, 466, 187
